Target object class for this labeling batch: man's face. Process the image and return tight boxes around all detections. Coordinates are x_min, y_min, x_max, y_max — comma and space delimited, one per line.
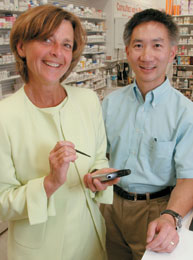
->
126, 21, 177, 89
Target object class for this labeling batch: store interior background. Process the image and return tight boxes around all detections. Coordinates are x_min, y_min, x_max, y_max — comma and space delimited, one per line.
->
0, 0, 193, 259
50, 0, 167, 97
0, 0, 167, 101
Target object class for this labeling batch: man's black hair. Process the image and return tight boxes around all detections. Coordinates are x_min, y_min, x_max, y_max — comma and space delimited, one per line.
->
123, 8, 179, 46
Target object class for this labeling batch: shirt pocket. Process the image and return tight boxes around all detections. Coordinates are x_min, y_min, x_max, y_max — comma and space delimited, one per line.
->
150, 140, 175, 174
13, 219, 46, 249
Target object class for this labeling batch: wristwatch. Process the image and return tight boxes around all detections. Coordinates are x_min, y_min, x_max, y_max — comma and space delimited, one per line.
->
160, 209, 182, 229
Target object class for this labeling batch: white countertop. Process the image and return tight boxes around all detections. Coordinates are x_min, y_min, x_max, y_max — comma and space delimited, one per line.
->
142, 210, 193, 260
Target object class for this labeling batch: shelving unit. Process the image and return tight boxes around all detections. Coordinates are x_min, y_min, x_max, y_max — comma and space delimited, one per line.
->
61, 9, 107, 98
0, 9, 23, 99
0, 5, 108, 100
173, 15, 193, 100
67, 14, 107, 91
0, 9, 22, 15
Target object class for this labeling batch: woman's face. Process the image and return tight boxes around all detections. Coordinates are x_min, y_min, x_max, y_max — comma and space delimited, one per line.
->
17, 20, 74, 86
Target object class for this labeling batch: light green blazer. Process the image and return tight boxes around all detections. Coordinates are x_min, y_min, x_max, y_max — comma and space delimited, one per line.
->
0, 85, 113, 260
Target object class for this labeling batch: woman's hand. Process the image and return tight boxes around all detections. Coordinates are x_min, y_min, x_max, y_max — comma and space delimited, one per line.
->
83, 168, 120, 192
44, 141, 77, 197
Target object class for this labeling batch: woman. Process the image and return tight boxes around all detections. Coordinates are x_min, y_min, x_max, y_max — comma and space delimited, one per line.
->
0, 5, 117, 260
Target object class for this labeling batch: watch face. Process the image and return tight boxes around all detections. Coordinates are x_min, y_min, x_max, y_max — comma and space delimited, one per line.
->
176, 216, 182, 229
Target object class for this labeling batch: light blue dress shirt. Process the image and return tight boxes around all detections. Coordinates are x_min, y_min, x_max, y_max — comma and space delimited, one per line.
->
102, 78, 193, 193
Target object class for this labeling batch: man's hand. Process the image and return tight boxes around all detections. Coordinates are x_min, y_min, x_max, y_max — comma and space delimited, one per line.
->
84, 168, 119, 192
146, 214, 179, 253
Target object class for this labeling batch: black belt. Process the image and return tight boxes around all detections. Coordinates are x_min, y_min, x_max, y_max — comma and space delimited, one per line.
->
114, 185, 173, 201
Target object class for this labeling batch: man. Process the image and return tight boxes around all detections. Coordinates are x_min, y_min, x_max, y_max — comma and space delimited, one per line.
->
101, 8, 193, 260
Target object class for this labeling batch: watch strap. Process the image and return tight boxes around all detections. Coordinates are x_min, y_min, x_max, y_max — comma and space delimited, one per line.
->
160, 209, 182, 229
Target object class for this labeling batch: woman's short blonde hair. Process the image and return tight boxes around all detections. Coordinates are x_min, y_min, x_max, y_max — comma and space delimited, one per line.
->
10, 4, 86, 83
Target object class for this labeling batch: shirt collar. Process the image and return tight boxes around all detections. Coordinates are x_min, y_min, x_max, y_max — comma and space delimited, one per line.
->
132, 77, 171, 107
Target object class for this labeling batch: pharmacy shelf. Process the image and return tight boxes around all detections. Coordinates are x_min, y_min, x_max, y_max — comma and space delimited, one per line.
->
92, 77, 104, 83
174, 65, 193, 67
180, 34, 193, 36
177, 23, 193, 26
0, 5, 107, 96
95, 85, 106, 91
87, 41, 105, 44
86, 30, 105, 34
0, 75, 20, 83
175, 87, 193, 91
75, 65, 106, 73
65, 75, 106, 85
173, 76, 193, 79
65, 7, 107, 92
0, 62, 15, 67
105, 58, 128, 63
79, 16, 106, 21
175, 15, 193, 17
173, 15, 193, 99
0, 44, 9, 47
83, 51, 105, 55
178, 43, 193, 45
64, 75, 95, 84
177, 55, 193, 57
0, 8, 23, 97
0, 9, 23, 14
0, 28, 12, 30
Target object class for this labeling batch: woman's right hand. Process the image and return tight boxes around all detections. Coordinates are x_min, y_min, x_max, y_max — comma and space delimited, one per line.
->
44, 141, 77, 198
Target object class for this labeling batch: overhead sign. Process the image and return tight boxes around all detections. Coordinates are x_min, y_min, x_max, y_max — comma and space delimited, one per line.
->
114, 0, 165, 18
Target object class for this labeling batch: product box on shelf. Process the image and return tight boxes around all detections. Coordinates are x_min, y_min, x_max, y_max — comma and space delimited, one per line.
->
189, 80, 193, 88
0, 0, 4, 9
172, 0, 193, 15
173, 0, 181, 15
190, 57, 193, 65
